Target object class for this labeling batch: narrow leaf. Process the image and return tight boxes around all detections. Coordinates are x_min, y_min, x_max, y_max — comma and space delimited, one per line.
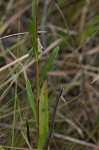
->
39, 46, 59, 86
38, 81, 48, 149
26, 79, 36, 120
28, 20, 38, 61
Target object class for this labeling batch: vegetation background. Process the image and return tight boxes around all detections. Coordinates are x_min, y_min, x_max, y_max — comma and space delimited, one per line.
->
0, 0, 99, 149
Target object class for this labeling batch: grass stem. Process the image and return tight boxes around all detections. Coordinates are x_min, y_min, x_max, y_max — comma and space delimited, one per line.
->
35, 60, 39, 135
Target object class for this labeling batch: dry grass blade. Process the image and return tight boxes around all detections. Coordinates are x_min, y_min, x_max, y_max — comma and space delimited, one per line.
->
0, 4, 31, 35
0, 31, 46, 40
54, 133, 99, 149
0, 54, 29, 73
2, 145, 38, 150
43, 87, 63, 149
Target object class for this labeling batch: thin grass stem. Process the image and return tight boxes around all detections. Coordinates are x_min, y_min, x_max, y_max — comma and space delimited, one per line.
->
35, 60, 39, 135
33, 0, 39, 137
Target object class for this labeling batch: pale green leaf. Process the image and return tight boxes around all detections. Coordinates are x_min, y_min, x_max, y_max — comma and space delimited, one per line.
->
26, 79, 36, 120
38, 81, 48, 148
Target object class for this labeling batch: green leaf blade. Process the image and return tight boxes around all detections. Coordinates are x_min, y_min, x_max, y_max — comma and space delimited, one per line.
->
28, 20, 38, 61
26, 79, 36, 120
39, 46, 59, 86
38, 80, 49, 149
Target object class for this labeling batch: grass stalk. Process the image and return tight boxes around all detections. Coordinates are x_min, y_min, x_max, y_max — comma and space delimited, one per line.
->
33, 0, 39, 136
35, 60, 39, 135
11, 80, 18, 150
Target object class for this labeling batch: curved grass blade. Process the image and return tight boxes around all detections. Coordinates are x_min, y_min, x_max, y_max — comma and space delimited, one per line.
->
39, 46, 59, 86
38, 80, 48, 149
26, 79, 36, 120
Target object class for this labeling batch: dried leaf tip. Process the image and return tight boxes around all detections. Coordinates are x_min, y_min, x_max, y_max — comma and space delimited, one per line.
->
38, 37, 44, 53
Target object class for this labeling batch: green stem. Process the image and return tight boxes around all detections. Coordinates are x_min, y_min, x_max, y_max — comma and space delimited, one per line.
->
34, 0, 38, 39
36, 60, 39, 135
33, 0, 39, 136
